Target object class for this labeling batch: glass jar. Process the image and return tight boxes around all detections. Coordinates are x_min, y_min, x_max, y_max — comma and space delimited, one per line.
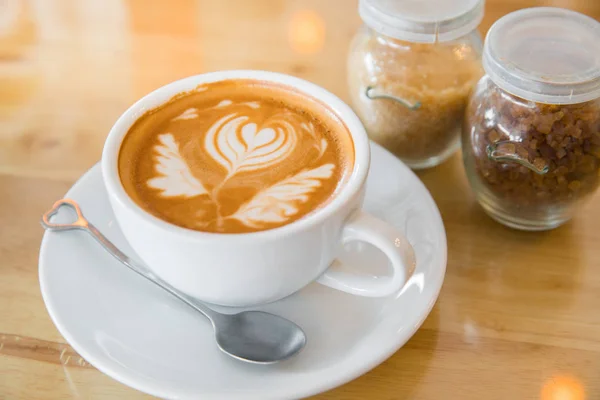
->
463, 7, 600, 230
347, 0, 485, 169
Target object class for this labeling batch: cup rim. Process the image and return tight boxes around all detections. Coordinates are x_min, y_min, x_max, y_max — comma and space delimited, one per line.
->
101, 70, 370, 241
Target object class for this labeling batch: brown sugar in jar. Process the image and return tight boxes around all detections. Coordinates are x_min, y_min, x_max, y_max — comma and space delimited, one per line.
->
348, 30, 483, 168
347, 0, 484, 169
462, 8, 600, 230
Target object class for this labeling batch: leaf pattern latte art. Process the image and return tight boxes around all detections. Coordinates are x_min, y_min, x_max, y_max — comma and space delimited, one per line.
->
147, 103, 337, 231
227, 164, 335, 228
147, 134, 207, 197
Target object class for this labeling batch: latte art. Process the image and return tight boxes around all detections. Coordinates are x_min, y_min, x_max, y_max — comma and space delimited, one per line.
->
118, 79, 354, 233
146, 104, 334, 228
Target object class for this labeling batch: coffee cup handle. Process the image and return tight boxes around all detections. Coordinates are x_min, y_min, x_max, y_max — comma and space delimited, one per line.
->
317, 211, 415, 297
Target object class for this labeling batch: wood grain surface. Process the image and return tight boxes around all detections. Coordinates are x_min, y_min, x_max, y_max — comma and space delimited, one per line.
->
1, 1, 599, 399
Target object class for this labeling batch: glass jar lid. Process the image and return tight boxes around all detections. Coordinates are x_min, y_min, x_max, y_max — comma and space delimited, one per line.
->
483, 7, 600, 105
358, 0, 485, 43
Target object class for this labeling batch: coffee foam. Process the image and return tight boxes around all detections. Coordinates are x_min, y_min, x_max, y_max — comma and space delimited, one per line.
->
119, 79, 354, 233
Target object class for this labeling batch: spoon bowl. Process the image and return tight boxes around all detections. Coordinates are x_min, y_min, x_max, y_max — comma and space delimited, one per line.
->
214, 311, 307, 364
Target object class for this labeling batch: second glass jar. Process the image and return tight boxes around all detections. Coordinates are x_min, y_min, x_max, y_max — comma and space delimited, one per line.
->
462, 7, 600, 230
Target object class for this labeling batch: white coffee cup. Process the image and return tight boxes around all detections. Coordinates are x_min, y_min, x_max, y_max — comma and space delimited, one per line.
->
102, 70, 415, 307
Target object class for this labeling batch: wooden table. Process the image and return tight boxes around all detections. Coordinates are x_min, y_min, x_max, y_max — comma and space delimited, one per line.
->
2, 1, 599, 399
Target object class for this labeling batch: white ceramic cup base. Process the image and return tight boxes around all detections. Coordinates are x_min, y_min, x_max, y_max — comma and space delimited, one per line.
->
101, 70, 416, 306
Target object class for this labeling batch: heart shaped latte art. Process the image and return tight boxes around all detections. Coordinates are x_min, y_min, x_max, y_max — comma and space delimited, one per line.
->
204, 113, 298, 177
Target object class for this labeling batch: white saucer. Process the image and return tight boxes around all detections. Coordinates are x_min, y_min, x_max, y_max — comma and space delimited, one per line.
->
39, 142, 447, 400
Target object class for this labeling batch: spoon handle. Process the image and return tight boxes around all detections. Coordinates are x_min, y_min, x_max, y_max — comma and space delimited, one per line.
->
41, 199, 221, 322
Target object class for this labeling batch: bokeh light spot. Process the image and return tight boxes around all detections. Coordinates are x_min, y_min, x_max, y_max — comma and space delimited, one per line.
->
288, 10, 325, 54
541, 375, 585, 400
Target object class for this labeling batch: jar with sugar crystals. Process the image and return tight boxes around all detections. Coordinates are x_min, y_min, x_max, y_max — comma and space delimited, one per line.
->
347, 0, 485, 169
463, 7, 600, 230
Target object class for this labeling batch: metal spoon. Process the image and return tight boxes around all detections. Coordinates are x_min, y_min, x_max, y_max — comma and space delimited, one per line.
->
41, 199, 306, 364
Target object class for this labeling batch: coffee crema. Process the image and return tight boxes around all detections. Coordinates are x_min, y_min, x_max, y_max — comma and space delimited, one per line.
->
118, 79, 355, 233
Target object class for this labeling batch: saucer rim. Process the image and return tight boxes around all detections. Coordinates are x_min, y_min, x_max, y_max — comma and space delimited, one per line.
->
39, 142, 447, 399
